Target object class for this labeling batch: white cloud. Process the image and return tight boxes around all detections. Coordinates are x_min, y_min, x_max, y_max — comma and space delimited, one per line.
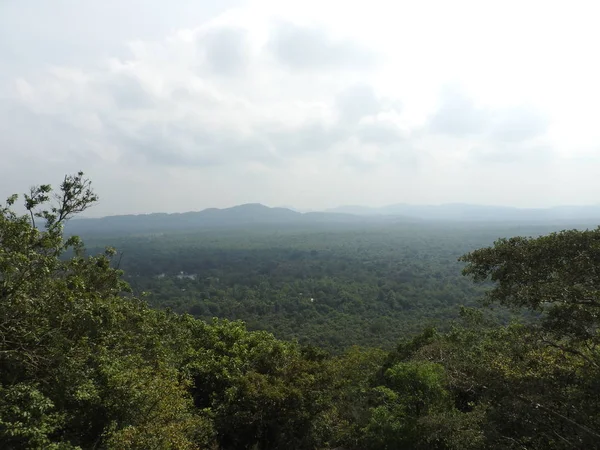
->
1, 0, 600, 215
268, 21, 377, 71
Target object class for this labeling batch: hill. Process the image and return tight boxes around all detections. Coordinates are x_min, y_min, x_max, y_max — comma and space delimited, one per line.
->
66, 202, 600, 237
65, 203, 383, 236
326, 203, 600, 222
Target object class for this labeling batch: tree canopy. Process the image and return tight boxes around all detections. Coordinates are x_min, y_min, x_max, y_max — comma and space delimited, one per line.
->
2, 173, 600, 449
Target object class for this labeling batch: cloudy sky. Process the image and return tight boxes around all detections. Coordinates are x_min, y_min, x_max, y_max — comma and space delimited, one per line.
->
1, 0, 599, 216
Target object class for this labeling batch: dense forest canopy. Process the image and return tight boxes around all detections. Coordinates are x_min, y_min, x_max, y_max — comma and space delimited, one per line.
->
81, 223, 534, 350
2, 173, 600, 449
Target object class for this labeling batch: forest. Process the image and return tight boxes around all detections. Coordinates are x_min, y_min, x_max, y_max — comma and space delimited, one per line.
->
84, 223, 539, 350
2, 173, 600, 449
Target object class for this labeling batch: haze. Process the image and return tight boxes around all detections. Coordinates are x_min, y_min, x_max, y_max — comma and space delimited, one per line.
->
1, 0, 599, 217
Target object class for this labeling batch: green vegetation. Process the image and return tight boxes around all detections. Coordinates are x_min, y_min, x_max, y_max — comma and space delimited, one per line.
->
85, 229, 478, 350
2, 173, 600, 449
83, 223, 546, 350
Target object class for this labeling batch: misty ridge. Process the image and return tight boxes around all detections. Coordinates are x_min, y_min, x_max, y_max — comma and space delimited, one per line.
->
67, 202, 600, 236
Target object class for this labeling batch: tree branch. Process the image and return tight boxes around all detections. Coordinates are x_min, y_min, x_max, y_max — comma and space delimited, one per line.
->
540, 337, 599, 369
515, 394, 600, 440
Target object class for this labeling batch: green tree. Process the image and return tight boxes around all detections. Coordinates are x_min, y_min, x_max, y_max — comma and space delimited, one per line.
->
0, 173, 208, 449
460, 229, 600, 343
456, 231, 600, 448
362, 361, 452, 449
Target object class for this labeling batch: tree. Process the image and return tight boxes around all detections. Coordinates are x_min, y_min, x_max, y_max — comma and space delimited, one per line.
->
459, 229, 600, 343
362, 360, 452, 449
0, 173, 207, 449
456, 231, 600, 448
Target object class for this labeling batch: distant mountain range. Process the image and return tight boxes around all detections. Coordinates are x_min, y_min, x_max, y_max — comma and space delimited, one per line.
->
66, 202, 600, 236
325, 203, 600, 222
65, 203, 386, 236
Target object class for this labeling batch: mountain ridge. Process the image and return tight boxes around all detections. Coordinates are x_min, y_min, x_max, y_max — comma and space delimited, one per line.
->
66, 202, 600, 236
65, 203, 389, 236
325, 203, 600, 221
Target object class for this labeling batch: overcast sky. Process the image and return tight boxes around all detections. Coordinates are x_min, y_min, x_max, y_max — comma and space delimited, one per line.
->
1, 0, 599, 216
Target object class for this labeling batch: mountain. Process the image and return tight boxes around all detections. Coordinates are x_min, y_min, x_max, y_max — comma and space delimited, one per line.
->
66, 202, 600, 237
325, 203, 600, 223
65, 203, 384, 236
324, 205, 380, 215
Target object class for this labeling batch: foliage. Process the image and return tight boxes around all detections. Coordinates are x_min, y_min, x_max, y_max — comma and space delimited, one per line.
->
0, 174, 204, 449
80, 222, 516, 351
3, 173, 600, 449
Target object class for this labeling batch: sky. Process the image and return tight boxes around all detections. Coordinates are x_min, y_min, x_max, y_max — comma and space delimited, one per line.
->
1, 0, 600, 217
